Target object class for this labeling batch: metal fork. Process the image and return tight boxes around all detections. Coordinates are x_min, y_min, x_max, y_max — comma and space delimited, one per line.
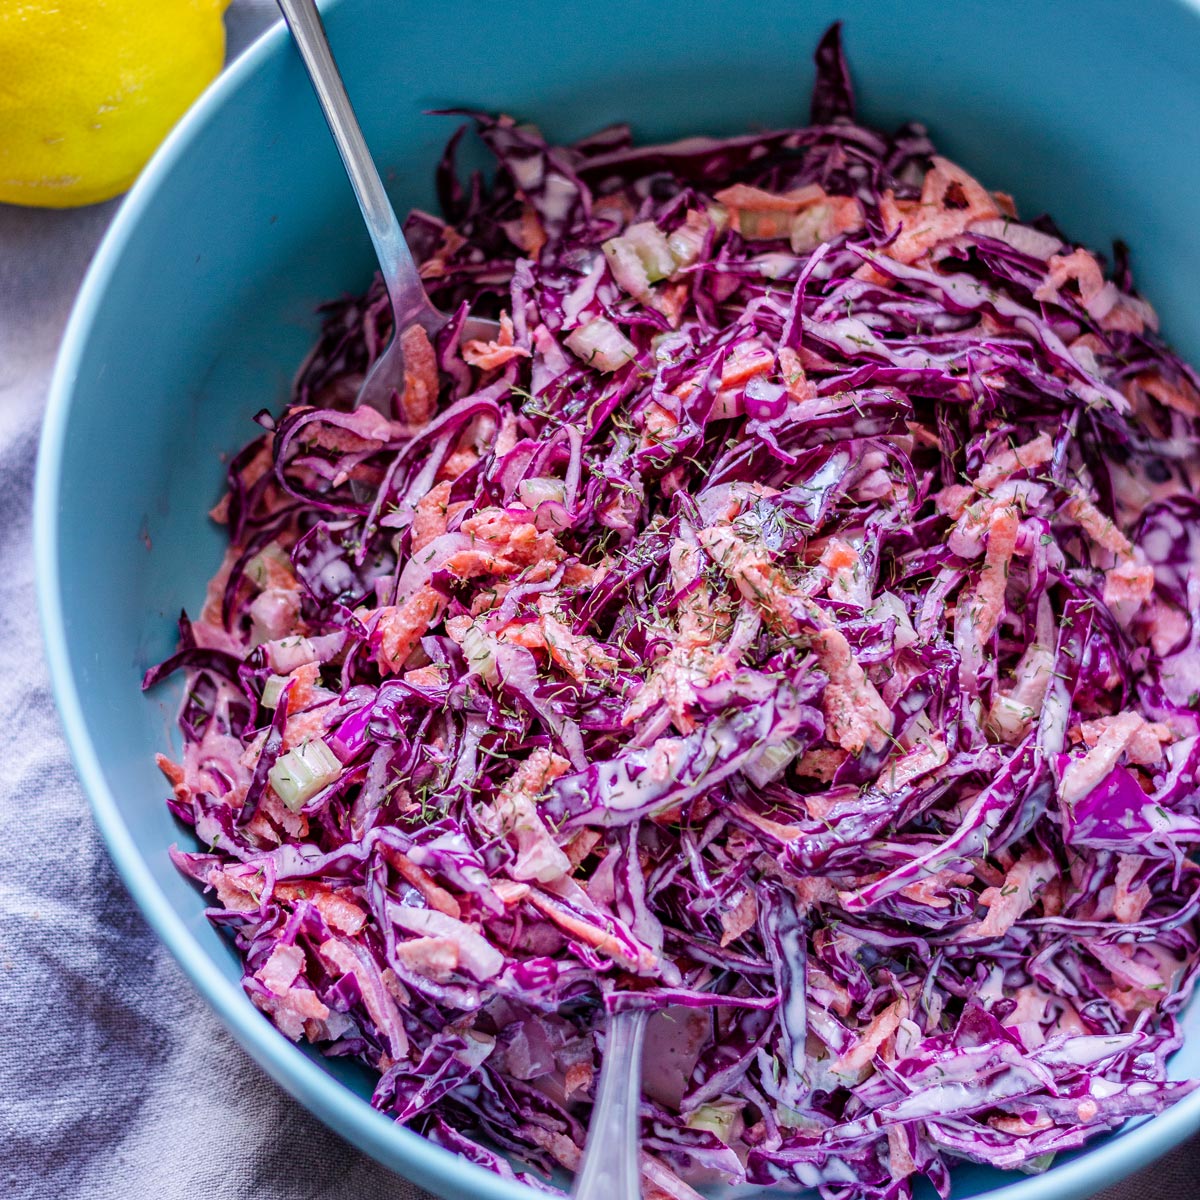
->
276, 0, 499, 415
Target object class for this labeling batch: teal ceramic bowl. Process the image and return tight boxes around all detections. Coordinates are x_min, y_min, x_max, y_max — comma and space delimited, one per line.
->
35, 0, 1200, 1196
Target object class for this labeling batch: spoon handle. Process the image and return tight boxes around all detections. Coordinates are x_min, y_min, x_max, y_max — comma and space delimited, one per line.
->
276, 0, 434, 331
572, 1008, 647, 1200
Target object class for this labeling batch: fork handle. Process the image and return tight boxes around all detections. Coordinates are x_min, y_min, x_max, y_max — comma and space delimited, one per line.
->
276, 0, 437, 332
572, 1008, 647, 1200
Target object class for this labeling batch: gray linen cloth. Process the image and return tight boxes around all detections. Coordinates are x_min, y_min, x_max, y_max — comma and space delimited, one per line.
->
0, 3, 1196, 1197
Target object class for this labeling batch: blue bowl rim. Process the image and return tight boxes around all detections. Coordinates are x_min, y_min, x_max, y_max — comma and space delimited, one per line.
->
32, 2, 1200, 1197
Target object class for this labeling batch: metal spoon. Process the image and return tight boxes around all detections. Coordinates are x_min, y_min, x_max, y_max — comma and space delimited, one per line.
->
573, 1007, 647, 1200
276, 0, 499, 415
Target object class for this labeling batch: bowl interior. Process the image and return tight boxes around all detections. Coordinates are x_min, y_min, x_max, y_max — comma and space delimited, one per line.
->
38, 1, 1200, 1198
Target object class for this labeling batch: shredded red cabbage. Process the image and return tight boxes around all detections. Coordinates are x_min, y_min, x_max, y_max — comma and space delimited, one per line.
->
146, 24, 1200, 1199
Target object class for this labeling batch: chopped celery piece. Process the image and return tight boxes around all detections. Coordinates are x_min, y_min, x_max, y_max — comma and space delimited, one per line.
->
565, 317, 636, 373
269, 738, 341, 811
245, 541, 292, 588
622, 221, 676, 281
602, 236, 650, 297
744, 737, 801, 787
685, 1102, 740, 1143
460, 622, 500, 685
667, 209, 725, 269
517, 477, 567, 508
603, 222, 676, 294
789, 204, 831, 253
872, 591, 918, 649
260, 674, 289, 710
666, 230, 699, 269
